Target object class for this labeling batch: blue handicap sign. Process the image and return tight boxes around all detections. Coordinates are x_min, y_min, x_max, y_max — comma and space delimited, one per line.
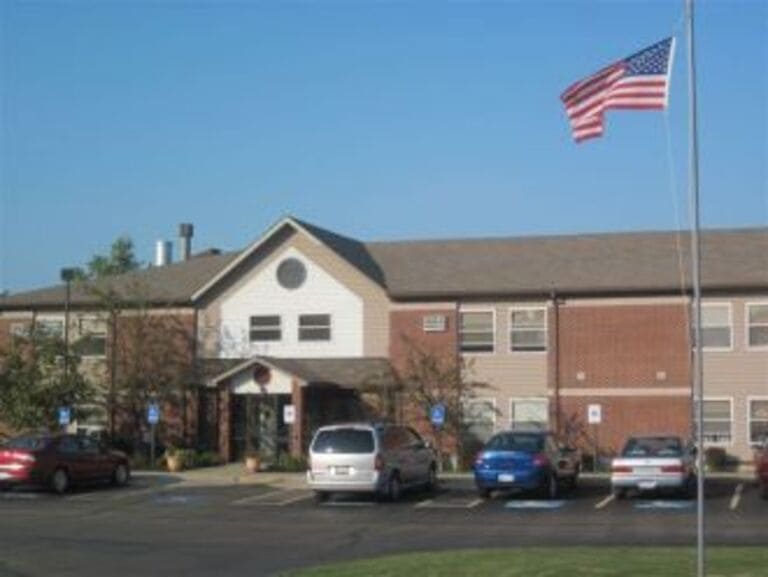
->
430, 404, 446, 426
58, 407, 71, 426
147, 403, 160, 425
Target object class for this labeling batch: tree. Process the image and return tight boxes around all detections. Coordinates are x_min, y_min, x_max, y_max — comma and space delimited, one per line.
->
0, 327, 95, 432
70, 236, 142, 281
397, 336, 492, 469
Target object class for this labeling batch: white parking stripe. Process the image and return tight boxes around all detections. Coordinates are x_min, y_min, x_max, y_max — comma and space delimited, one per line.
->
230, 489, 289, 506
414, 497, 482, 509
729, 483, 744, 511
595, 494, 615, 509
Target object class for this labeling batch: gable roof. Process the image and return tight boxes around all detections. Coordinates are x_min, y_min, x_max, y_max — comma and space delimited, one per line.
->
2, 219, 766, 311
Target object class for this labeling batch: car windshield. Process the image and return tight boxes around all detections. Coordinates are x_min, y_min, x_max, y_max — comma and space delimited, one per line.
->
3, 436, 51, 451
312, 429, 375, 454
622, 437, 682, 458
484, 433, 545, 453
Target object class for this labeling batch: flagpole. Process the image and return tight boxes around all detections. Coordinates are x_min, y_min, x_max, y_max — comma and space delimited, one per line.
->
685, 0, 705, 576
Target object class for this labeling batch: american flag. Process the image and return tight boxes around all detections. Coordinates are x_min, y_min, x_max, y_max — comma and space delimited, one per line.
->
561, 37, 675, 143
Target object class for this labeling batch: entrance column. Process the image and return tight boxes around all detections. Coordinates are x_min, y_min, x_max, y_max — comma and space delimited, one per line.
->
218, 384, 231, 462
290, 378, 304, 458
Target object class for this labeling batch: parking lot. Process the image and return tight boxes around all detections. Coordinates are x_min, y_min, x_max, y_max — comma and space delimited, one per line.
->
0, 474, 765, 577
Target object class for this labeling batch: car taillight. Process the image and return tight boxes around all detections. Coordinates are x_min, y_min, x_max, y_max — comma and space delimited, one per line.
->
374, 453, 384, 471
532, 453, 550, 468
474, 451, 485, 466
661, 464, 684, 473
611, 465, 632, 473
0, 451, 35, 463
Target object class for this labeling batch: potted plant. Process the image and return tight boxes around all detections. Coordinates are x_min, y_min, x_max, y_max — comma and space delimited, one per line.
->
165, 446, 185, 473
244, 449, 261, 473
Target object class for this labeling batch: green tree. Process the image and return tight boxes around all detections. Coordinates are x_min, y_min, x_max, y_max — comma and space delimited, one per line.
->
70, 236, 142, 281
0, 327, 95, 432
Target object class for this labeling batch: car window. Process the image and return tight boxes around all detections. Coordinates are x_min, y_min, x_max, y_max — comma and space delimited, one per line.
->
485, 433, 545, 453
622, 437, 682, 457
311, 429, 375, 454
3, 436, 51, 451
78, 437, 101, 455
58, 436, 80, 454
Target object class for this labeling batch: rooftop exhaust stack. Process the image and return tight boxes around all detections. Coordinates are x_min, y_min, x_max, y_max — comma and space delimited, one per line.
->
179, 223, 194, 261
155, 240, 173, 267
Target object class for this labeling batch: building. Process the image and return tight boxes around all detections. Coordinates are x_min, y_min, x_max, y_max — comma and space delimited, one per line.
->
1, 217, 766, 464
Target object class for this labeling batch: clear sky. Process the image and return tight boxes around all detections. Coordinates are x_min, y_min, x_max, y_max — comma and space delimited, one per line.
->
1, 0, 766, 293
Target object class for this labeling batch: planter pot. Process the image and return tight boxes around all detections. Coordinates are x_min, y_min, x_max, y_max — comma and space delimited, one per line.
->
166, 455, 184, 473
245, 456, 261, 473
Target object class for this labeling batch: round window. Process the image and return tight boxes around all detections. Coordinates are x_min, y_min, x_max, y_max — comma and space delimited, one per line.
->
276, 258, 307, 290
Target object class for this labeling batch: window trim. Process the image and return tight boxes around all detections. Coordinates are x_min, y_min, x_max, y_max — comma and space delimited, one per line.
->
699, 302, 733, 352
298, 313, 332, 342
745, 302, 768, 351
695, 396, 734, 447
747, 396, 768, 447
76, 317, 108, 359
508, 397, 550, 430
508, 306, 548, 354
458, 308, 496, 355
463, 396, 497, 429
248, 315, 282, 343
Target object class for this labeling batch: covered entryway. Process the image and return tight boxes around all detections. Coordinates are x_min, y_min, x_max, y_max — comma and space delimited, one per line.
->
207, 356, 397, 463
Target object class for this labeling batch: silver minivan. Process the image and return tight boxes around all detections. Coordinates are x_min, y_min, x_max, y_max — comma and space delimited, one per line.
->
306, 423, 437, 502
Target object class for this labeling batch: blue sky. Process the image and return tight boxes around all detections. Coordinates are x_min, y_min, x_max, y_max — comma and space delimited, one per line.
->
1, 1, 766, 292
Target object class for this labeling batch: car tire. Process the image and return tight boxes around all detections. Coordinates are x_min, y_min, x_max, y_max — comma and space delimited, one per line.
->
540, 472, 559, 500
112, 463, 130, 487
683, 476, 697, 500
386, 473, 402, 502
613, 487, 627, 500
51, 468, 70, 495
314, 491, 329, 503
424, 465, 437, 494
477, 487, 492, 499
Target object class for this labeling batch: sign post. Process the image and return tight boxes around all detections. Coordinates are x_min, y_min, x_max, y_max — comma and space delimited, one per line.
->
430, 404, 446, 472
147, 403, 160, 468
587, 404, 602, 472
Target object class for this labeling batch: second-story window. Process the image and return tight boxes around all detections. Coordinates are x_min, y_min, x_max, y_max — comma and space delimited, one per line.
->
510, 307, 547, 352
459, 311, 494, 353
747, 303, 768, 348
699, 304, 732, 349
299, 314, 331, 341
249, 315, 281, 342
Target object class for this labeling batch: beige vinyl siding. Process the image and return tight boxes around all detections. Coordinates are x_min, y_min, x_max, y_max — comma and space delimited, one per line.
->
198, 227, 390, 358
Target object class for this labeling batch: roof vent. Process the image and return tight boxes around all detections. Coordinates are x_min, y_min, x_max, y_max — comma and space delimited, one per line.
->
179, 223, 194, 261
155, 240, 173, 267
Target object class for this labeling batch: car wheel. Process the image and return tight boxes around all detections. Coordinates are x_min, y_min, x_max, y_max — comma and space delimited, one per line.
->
424, 465, 437, 494
387, 473, 402, 502
683, 476, 697, 500
541, 473, 558, 500
51, 468, 70, 495
477, 487, 492, 499
314, 491, 329, 503
613, 487, 627, 500
112, 463, 130, 487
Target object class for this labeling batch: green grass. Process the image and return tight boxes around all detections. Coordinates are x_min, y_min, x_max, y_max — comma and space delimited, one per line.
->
282, 547, 768, 577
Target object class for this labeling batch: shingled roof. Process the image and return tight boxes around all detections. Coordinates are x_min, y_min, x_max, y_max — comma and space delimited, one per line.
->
1, 219, 766, 310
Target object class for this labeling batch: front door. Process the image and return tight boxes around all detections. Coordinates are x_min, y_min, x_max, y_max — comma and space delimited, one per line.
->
231, 395, 261, 462
230, 394, 292, 462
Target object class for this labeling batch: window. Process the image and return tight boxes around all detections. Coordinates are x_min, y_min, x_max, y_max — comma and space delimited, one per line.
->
749, 398, 768, 445
249, 316, 281, 342
698, 304, 731, 349
74, 318, 107, 357
276, 258, 307, 290
298, 314, 331, 341
695, 399, 732, 444
423, 314, 447, 333
509, 398, 549, 431
9, 323, 29, 340
37, 319, 64, 339
459, 311, 494, 353
463, 398, 496, 442
747, 304, 768, 348
509, 307, 547, 352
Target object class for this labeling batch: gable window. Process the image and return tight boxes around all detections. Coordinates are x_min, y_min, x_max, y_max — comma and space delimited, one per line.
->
509, 398, 549, 431
37, 319, 64, 339
249, 316, 281, 342
698, 304, 732, 349
459, 311, 494, 353
74, 318, 107, 358
695, 398, 732, 444
463, 398, 496, 443
299, 314, 331, 341
747, 303, 768, 348
510, 307, 547, 352
749, 398, 768, 445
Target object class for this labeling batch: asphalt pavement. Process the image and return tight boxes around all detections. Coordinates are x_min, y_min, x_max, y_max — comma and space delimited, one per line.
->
0, 472, 764, 577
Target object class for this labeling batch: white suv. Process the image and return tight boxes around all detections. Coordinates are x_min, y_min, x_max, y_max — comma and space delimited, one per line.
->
306, 423, 437, 502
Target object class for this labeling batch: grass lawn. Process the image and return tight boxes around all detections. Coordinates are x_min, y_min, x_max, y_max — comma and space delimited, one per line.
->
282, 547, 768, 577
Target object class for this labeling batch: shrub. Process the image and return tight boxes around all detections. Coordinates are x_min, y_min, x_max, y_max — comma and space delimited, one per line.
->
273, 453, 307, 472
705, 447, 728, 471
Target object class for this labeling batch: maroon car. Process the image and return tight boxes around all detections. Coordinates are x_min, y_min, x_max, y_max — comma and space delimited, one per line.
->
0, 434, 130, 494
756, 439, 768, 500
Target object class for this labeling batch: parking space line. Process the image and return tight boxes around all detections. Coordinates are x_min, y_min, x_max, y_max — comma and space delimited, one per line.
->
321, 500, 377, 507
595, 494, 615, 509
230, 489, 288, 506
66, 487, 156, 503
729, 483, 744, 511
414, 497, 482, 509
273, 493, 313, 506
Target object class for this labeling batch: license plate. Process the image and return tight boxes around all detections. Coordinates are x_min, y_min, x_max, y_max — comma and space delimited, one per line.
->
332, 466, 350, 476
638, 480, 658, 490
498, 473, 515, 483
635, 467, 660, 475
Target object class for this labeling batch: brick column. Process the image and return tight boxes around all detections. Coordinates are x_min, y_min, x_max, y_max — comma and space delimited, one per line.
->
218, 384, 231, 462
290, 379, 304, 458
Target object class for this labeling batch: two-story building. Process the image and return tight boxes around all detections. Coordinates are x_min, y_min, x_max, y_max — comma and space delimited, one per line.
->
1, 217, 766, 464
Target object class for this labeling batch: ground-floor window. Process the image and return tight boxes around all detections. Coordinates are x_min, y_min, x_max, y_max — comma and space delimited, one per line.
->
695, 398, 733, 444
463, 397, 496, 443
509, 398, 549, 431
748, 398, 768, 445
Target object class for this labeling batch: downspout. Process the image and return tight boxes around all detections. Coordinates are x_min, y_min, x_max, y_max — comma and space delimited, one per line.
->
550, 290, 562, 436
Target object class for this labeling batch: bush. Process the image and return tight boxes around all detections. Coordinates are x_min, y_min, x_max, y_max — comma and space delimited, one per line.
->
193, 451, 223, 468
705, 447, 728, 471
273, 454, 307, 472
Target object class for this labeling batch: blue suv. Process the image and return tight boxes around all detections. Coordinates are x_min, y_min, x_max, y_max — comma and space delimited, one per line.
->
473, 431, 580, 499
